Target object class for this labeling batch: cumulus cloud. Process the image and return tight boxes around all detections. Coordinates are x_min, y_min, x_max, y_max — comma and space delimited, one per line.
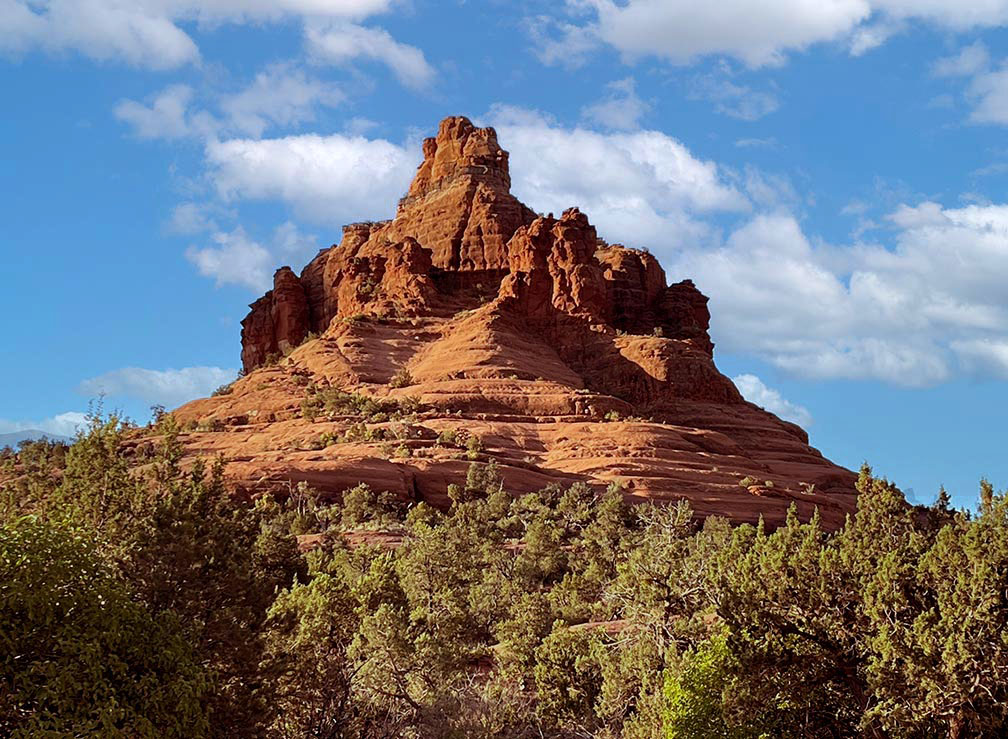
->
951, 338, 1008, 378
581, 77, 650, 130
528, 16, 600, 69
537, 0, 1008, 69
79, 366, 236, 408
926, 42, 1008, 126
219, 64, 345, 137
671, 203, 1008, 385
0, 0, 394, 68
0, 411, 88, 439
186, 229, 273, 291
115, 84, 201, 140
0, 0, 199, 68
204, 131, 418, 224
848, 19, 903, 56
116, 66, 344, 141
539, 0, 872, 68
185, 225, 312, 291
483, 105, 749, 248
732, 374, 813, 427
167, 201, 232, 235
306, 21, 436, 89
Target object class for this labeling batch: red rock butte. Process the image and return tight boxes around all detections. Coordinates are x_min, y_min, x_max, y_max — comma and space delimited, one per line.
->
171, 115, 857, 527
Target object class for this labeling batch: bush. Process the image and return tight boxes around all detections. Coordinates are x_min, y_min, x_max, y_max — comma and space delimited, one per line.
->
340, 483, 406, 529
0, 516, 210, 736
465, 434, 484, 460
301, 387, 420, 423
389, 367, 414, 388
8, 417, 1008, 739
437, 427, 460, 447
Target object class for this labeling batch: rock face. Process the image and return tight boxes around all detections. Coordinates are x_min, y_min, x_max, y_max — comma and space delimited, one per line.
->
176, 116, 857, 528
240, 267, 309, 371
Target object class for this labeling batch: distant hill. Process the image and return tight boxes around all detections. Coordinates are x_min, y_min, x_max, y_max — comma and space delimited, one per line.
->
0, 430, 73, 450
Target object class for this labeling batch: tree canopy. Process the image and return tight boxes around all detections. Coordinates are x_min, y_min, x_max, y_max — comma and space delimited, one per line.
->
2, 416, 1006, 737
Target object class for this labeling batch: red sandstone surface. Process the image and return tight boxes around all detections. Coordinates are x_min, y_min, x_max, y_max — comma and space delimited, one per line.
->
173, 116, 857, 527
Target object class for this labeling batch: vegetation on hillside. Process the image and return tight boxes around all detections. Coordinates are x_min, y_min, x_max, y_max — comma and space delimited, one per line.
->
1, 415, 1006, 737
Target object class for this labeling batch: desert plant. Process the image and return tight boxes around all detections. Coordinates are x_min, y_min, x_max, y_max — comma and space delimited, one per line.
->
389, 367, 414, 388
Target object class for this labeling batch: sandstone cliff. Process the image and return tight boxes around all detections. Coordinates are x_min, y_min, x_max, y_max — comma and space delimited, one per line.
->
179, 115, 856, 527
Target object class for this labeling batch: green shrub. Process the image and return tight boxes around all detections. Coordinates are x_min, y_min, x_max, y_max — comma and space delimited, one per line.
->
389, 367, 414, 388
0, 516, 211, 737
465, 434, 484, 460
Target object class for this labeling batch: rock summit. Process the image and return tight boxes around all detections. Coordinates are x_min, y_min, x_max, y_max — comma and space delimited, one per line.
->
173, 116, 856, 526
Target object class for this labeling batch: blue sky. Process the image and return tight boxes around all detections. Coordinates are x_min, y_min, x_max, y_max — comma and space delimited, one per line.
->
3, 0, 1008, 509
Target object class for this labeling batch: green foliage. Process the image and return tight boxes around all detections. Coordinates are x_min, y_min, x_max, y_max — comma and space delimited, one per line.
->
301, 386, 420, 423
340, 482, 406, 529
661, 630, 765, 739
0, 516, 210, 737
2, 414, 304, 738
389, 367, 414, 388
261, 562, 364, 737
465, 433, 484, 460
436, 427, 461, 446
4, 419, 1008, 739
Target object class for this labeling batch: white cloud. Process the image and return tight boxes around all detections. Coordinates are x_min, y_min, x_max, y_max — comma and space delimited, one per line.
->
0, 411, 88, 439
690, 71, 780, 120
167, 201, 229, 234
933, 40, 990, 77
114, 84, 200, 140
735, 137, 778, 149
848, 19, 903, 55
669, 202, 1008, 385
528, 16, 600, 68
306, 21, 435, 89
968, 66, 1008, 124
732, 374, 813, 427
185, 222, 320, 290
549, 0, 873, 68
204, 131, 418, 223
116, 67, 344, 141
951, 338, 1008, 378
927, 42, 1008, 126
0, 0, 199, 68
483, 105, 749, 248
273, 221, 319, 257
873, 0, 1008, 29
0, 0, 394, 68
219, 64, 344, 137
186, 226, 278, 291
539, 0, 1008, 69
582, 77, 650, 130
79, 366, 236, 408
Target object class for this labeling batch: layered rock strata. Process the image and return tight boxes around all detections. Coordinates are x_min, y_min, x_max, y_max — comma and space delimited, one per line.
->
178, 116, 857, 528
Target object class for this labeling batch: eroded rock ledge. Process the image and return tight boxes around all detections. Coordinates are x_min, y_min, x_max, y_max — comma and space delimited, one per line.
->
182, 115, 857, 528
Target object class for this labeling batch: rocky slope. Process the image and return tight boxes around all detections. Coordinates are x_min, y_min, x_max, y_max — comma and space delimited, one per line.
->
172, 116, 857, 527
